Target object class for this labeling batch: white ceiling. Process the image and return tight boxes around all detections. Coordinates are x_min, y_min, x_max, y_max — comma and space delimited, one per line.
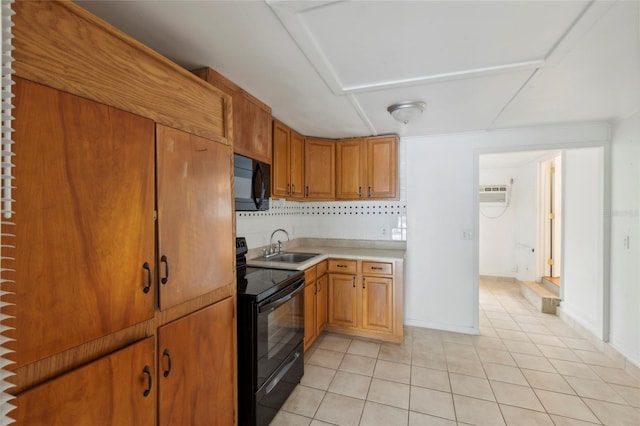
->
77, 0, 640, 139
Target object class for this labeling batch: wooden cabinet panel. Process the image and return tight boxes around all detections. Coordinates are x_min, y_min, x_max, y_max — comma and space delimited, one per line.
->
316, 274, 328, 336
328, 259, 357, 274
156, 125, 234, 310
362, 276, 393, 333
15, 338, 155, 425
335, 135, 398, 200
272, 120, 291, 197
328, 274, 358, 328
362, 261, 393, 276
158, 298, 235, 425
336, 138, 366, 199
304, 283, 317, 350
10, 78, 156, 367
367, 136, 398, 199
290, 130, 306, 198
304, 138, 335, 200
193, 67, 271, 162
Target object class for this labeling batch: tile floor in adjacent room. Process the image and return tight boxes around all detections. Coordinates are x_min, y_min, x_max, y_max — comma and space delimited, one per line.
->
271, 278, 640, 425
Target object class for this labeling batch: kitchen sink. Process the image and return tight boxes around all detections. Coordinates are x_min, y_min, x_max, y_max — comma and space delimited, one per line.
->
251, 252, 320, 263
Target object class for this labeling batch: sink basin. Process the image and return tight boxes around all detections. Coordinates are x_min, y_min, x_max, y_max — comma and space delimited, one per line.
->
252, 252, 320, 263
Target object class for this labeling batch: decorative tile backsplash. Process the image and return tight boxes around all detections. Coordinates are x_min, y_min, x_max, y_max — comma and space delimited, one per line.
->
236, 200, 407, 249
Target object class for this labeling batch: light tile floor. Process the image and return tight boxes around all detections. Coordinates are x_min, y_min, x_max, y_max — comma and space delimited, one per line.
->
271, 278, 640, 425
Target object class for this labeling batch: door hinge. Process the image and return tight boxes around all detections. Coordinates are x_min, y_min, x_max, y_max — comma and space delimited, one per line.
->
548, 213, 554, 220
153, 210, 158, 220
547, 258, 554, 265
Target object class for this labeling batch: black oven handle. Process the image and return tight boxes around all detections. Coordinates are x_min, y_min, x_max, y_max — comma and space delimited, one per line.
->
258, 279, 304, 313
251, 162, 266, 209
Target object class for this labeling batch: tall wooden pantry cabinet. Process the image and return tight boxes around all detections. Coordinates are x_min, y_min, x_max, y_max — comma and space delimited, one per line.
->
3, 2, 237, 424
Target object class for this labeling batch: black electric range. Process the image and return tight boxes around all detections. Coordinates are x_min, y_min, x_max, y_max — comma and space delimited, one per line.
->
235, 237, 305, 426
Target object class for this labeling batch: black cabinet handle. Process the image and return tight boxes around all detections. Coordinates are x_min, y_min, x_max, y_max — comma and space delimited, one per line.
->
162, 348, 172, 377
305, 186, 309, 197
142, 262, 152, 294
161, 255, 169, 285
287, 183, 291, 195
358, 186, 362, 197
142, 365, 152, 397
372, 267, 384, 271
337, 264, 347, 268
368, 186, 372, 197
292, 183, 296, 194
352, 276, 355, 288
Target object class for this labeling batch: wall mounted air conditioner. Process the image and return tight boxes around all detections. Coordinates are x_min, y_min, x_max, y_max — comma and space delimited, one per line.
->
479, 184, 510, 205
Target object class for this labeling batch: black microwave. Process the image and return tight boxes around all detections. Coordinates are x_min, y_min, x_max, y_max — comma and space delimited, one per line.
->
234, 153, 270, 211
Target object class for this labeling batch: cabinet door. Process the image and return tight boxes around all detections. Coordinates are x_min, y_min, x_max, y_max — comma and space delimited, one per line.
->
304, 138, 335, 200
336, 138, 366, 199
290, 129, 306, 199
366, 136, 398, 199
316, 274, 328, 335
234, 91, 272, 164
362, 276, 393, 333
328, 274, 357, 328
304, 282, 317, 350
272, 120, 290, 197
11, 78, 155, 367
156, 124, 234, 310
15, 338, 155, 425
158, 298, 235, 425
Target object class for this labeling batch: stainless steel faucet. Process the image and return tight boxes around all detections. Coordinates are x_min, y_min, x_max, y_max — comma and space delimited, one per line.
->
268, 228, 290, 255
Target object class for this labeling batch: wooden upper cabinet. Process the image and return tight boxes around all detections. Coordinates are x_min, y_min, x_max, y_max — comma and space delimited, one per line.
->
9, 78, 156, 367
156, 124, 234, 310
272, 120, 291, 197
13, 2, 229, 143
367, 136, 398, 199
290, 130, 306, 198
336, 138, 366, 199
272, 120, 305, 199
336, 135, 398, 200
304, 137, 336, 200
158, 299, 235, 425
14, 338, 155, 425
193, 67, 272, 163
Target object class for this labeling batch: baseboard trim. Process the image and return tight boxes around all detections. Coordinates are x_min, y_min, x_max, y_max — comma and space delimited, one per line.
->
556, 305, 640, 381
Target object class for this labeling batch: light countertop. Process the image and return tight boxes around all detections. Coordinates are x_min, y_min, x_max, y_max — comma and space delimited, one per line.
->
245, 239, 406, 271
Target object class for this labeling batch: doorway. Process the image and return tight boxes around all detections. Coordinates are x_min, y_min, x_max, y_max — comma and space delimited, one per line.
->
540, 156, 562, 293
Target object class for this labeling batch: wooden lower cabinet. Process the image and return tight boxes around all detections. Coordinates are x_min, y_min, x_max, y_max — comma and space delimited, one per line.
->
327, 273, 358, 328
15, 337, 156, 425
327, 259, 402, 342
304, 261, 328, 350
362, 276, 393, 333
158, 298, 235, 425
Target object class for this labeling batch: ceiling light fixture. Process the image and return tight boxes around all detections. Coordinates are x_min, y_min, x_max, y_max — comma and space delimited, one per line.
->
387, 101, 426, 124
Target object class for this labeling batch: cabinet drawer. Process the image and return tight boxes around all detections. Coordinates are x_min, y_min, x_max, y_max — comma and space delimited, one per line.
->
328, 259, 357, 274
305, 265, 317, 284
362, 261, 393, 275
316, 260, 328, 276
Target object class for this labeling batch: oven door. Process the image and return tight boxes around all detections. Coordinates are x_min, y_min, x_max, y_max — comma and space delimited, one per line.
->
255, 277, 304, 389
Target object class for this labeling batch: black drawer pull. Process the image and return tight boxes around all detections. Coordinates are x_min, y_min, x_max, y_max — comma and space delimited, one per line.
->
161, 255, 169, 285
142, 365, 152, 397
337, 264, 347, 268
142, 262, 152, 294
372, 267, 384, 271
162, 348, 172, 377
352, 276, 355, 288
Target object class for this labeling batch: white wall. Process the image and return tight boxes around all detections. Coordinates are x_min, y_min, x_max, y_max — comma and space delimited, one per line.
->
560, 147, 605, 339
477, 161, 540, 282
609, 112, 640, 367
405, 122, 609, 334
